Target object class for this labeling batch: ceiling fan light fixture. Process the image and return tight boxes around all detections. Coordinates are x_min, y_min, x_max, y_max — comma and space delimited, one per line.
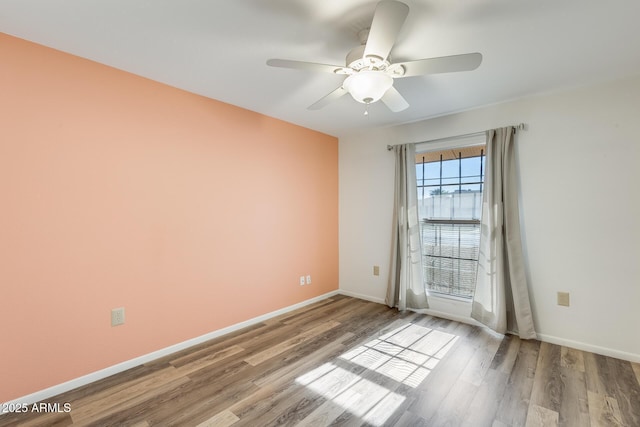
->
343, 70, 393, 104
268, 1, 482, 113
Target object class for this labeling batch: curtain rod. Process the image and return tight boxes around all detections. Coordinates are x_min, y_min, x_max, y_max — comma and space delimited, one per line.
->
386, 123, 527, 151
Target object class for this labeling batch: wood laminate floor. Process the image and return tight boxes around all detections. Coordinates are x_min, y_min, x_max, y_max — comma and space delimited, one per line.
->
1, 295, 639, 426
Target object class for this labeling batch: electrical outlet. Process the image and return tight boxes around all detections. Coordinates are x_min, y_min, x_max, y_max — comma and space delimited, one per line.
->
299, 276, 306, 286
557, 292, 570, 307
373, 265, 380, 276
111, 307, 125, 326
306, 275, 312, 285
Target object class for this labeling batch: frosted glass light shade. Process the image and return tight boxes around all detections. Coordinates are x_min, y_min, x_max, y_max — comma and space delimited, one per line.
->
343, 71, 393, 104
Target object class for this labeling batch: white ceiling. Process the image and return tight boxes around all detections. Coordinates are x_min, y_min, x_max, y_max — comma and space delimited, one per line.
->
2, 0, 640, 137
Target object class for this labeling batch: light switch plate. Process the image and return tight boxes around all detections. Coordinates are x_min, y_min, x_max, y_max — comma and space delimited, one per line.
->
557, 292, 570, 307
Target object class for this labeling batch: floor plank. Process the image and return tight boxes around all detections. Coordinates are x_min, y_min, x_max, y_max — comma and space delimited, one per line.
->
561, 346, 586, 372
632, 362, 640, 387
529, 342, 564, 413
494, 338, 540, 426
606, 356, 640, 427
195, 410, 239, 427
558, 364, 590, 427
1, 296, 639, 427
587, 391, 624, 427
243, 320, 341, 366
525, 404, 559, 427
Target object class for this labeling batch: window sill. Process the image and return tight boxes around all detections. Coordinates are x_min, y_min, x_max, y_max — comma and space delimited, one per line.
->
412, 293, 476, 325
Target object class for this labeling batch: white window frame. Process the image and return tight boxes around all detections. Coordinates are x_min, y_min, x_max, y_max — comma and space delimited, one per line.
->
415, 133, 487, 320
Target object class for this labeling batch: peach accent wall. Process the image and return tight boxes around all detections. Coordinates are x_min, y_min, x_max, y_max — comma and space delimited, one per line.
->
0, 33, 338, 403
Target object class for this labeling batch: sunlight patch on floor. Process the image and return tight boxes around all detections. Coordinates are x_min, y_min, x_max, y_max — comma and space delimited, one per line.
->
295, 323, 458, 425
341, 324, 458, 388
296, 363, 405, 426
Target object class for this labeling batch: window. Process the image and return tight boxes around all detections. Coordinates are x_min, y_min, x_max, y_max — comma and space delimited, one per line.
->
416, 144, 485, 299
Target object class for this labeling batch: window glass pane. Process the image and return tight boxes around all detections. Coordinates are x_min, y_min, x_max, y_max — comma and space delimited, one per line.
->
416, 146, 485, 299
422, 222, 480, 298
459, 184, 481, 192
441, 177, 460, 186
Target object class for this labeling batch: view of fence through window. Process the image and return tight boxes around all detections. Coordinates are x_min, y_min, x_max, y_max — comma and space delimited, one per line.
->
416, 145, 485, 299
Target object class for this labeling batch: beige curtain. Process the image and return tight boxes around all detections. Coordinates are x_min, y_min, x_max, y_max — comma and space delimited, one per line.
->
386, 144, 429, 310
472, 127, 536, 338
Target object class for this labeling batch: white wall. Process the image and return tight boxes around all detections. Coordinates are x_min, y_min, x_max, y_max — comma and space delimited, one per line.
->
339, 74, 640, 361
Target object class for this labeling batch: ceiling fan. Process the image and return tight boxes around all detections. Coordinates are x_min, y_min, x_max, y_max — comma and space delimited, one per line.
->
267, 0, 482, 113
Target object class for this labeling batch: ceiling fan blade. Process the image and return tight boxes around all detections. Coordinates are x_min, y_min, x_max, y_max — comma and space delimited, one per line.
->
395, 53, 483, 78
381, 86, 409, 112
363, 0, 409, 62
267, 59, 344, 74
308, 86, 348, 110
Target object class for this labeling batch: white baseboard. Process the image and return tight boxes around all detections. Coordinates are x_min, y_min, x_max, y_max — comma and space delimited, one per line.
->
339, 290, 640, 363
338, 289, 385, 305
7, 289, 638, 408
2, 290, 340, 408
536, 333, 640, 363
